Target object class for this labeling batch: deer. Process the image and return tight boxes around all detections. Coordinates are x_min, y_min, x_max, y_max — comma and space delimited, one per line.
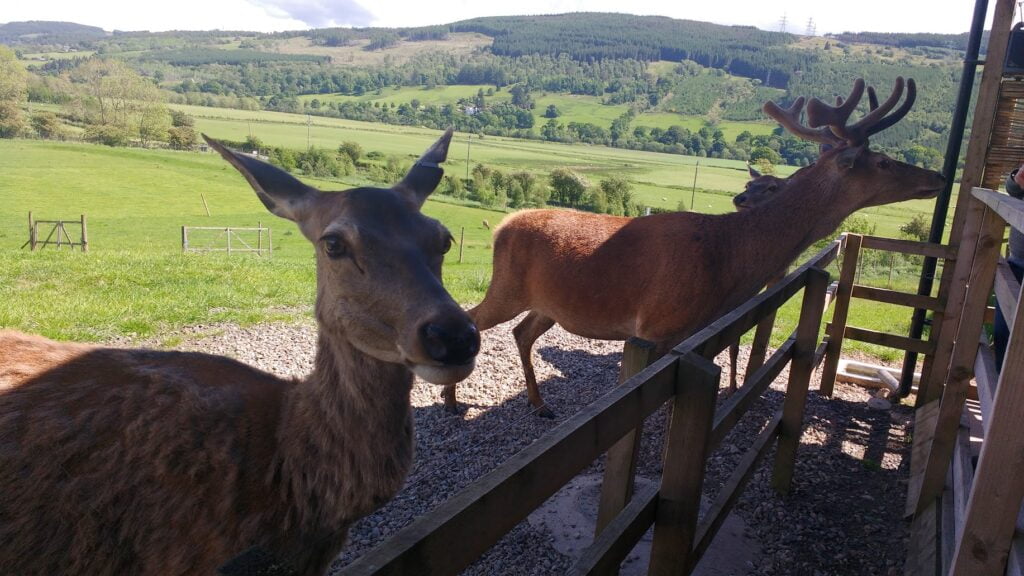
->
0, 129, 480, 576
444, 77, 944, 417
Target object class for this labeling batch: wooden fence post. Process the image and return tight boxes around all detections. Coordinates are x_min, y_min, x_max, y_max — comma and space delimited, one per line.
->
28, 211, 36, 251
648, 352, 719, 575
773, 267, 829, 494
459, 226, 465, 264
226, 227, 232, 254
819, 234, 861, 397
181, 226, 187, 253
258, 221, 263, 255
595, 338, 657, 545
80, 214, 88, 252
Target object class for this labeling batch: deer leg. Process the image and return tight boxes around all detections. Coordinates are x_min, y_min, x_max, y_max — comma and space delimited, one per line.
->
513, 311, 556, 418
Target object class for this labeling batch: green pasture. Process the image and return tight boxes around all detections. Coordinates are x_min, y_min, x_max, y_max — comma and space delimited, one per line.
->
1, 107, 949, 363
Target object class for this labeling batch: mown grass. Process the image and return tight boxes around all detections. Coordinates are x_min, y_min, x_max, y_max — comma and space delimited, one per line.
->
1, 108, 948, 363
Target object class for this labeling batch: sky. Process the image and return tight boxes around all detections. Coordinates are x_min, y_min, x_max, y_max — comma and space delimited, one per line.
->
0, 0, 999, 35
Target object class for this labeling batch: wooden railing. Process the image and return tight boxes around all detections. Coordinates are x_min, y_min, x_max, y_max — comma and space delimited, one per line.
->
340, 242, 839, 575
819, 233, 956, 401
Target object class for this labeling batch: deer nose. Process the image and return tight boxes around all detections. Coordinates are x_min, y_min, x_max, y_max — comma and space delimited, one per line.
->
421, 321, 480, 365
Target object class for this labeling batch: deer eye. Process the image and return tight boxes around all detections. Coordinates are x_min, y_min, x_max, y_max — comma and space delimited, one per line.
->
442, 233, 454, 254
321, 235, 348, 259
878, 159, 892, 170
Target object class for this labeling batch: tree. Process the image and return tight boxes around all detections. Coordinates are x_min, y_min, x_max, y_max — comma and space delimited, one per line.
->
0, 46, 28, 138
599, 176, 634, 216
338, 141, 363, 163
900, 213, 930, 242
68, 59, 168, 146
544, 104, 561, 119
167, 125, 198, 150
549, 168, 589, 207
31, 111, 66, 140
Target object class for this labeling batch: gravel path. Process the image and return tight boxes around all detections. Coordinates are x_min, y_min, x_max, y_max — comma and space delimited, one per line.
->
143, 319, 913, 576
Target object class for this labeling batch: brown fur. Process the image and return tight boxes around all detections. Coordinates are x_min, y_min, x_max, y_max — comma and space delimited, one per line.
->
0, 130, 478, 576
449, 91, 944, 413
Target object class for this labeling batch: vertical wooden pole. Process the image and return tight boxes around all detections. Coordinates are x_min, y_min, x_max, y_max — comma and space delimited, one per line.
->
56, 221, 63, 249
268, 228, 273, 255
201, 193, 211, 217
773, 267, 829, 494
910, 202, 1005, 516
819, 234, 861, 397
596, 338, 656, 544
745, 272, 785, 379
258, 221, 263, 255
181, 226, 187, 253
80, 214, 88, 252
648, 352, 719, 575
227, 227, 232, 254
459, 226, 465, 264
28, 211, 36, 251
950, 264, 1024, 575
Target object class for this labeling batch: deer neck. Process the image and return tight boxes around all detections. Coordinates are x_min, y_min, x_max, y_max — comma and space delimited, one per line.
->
276, 324, 415, 532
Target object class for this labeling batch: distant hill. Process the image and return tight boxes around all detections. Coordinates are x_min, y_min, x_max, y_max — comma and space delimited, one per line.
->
0, 21, 106, 45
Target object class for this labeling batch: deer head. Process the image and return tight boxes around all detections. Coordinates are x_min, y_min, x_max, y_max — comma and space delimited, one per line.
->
733, 169, 787, 211
204, 130, 479, 385
763, 77, 944, 212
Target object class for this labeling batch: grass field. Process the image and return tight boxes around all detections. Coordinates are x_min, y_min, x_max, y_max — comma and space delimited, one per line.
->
1, 107, 953, 361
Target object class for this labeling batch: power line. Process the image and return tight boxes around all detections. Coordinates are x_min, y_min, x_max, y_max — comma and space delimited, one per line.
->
805, 17, 816, 37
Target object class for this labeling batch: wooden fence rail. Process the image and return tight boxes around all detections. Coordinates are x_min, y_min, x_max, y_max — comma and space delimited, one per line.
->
340, 241, 839, 576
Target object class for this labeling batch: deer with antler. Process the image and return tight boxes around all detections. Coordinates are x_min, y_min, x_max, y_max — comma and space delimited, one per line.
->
0, 130, 479, 575
445, 77, 943, 416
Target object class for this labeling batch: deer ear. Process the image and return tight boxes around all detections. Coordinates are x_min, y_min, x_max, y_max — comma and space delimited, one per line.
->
204, 134, 319, 222
748, 164, 762, 178
396, 128, 454, 208
835, 145, 864, 171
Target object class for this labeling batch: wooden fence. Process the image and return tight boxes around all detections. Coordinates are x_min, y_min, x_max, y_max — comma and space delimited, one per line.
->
23, 212, 88, 252
339, 241, 840, 575
902, 188, 1024, 576
181, 224, 272, 256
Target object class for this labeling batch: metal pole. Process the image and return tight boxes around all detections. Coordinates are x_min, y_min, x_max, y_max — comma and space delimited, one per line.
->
898, 0, 990, 397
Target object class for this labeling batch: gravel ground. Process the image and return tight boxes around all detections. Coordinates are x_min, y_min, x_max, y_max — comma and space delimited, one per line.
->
138, 319, 913, 576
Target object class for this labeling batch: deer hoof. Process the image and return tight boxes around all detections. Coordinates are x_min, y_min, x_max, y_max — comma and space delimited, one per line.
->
536, 405, 556, 419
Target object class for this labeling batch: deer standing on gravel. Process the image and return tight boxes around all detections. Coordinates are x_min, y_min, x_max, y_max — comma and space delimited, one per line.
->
446, 78, 943, 416
0, 129, 479, 576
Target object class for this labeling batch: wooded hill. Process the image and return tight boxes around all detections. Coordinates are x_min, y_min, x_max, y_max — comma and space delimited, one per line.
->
5, 14, 970, 169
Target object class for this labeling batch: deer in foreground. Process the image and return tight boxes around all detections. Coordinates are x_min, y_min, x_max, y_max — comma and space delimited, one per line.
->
445, 78, 943, 416
0, 129, 479, 576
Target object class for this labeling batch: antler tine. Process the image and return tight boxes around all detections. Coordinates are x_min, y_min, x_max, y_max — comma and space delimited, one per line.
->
842, 76, 906, 142
762, 96, 844, 148
805, 78, 866, 142
867, 86, 879, 110
864, 78, 916, 137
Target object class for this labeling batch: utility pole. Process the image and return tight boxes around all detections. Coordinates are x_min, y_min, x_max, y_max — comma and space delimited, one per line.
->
690, 161, 699, 211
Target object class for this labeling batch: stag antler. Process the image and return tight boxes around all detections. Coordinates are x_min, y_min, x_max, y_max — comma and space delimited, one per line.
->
762, 96, 846, 149
803, 77, 915, 146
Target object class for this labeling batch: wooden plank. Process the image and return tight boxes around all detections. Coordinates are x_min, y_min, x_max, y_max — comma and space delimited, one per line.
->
597, 338, 657, 540
906, 399, 942, 518
843, 326, 936, 356
974, 187, 1024, 236
339, 355, 680, 576
994, 257, 1020, 327
905, 498, 940, 576
570, 484, 659, 576
950, 253, 1024, 574
913, 206, 1005, 517
744, 273, 789, 379
820, 234, 861, 397
861, 235, 958, 260
710, 337, 794, 450
852, 285, 944, 311
952, 418, 975, 543
648, 353, 719, 576
975, 336, 999, 434
773, 268, 829, 494
693, 412, 782, 563
942, 474, 957, 576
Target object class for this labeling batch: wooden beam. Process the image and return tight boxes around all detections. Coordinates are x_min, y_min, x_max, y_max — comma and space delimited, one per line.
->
975, 187, 1024, 237
694, 412, 781, 562
951, 250, 1024, 574
906, 399, 942, 518
596, 338, 657, 540
773, 268, 829, 493
820, 234, 861, 397
852, 285, 944, 311
339, 355, 680, 576
975, 335, 999, 434
994, 257, 1020, 327
648, 353, 719, 575
842, 326, 936, 356
913, 205, 1005, 517
569, 484, 659, 576
710, 337, 794, 450
860, 235, 958, 260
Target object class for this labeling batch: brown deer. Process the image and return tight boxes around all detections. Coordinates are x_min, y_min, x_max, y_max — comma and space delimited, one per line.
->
446, 77, 943, 416
0, 129, 479, 576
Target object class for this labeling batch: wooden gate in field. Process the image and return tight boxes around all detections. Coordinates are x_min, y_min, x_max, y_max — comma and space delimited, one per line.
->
339, 241, 840, 575
23, 212, 88, 252
181, 224, 272, 256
